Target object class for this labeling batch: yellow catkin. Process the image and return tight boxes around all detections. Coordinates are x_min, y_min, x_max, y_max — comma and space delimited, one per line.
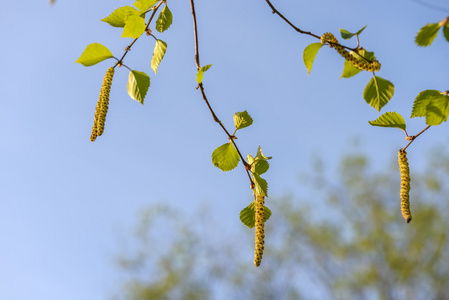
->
398, 150, 412, 223
254, 195, 265, 267
90, 67, 115, 142
320, 32, 381, 72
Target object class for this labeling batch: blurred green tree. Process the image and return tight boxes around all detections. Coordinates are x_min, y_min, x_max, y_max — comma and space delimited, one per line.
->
115, 151, 449, 300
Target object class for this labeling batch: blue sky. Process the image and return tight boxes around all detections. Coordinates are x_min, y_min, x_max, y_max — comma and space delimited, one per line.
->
1, 0, 449, 299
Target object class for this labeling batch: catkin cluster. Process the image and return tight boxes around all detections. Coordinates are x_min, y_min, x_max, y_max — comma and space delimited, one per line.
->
254, 195, 265, 267
320, 32, 381, 72
90, 67, 115, 142
398, 150, 412, 223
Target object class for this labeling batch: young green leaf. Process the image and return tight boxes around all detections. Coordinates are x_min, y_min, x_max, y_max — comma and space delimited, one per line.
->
155, 5, 173, 33
127, 70, 150, 105
363, 76, 394, 112
411, 90, 445, 118
101, 6, 140, 28
341, 59, 361, 79
253, 173, 268, 197
368, 112, 406, 131
247, 153, 255, 166
196, 64, 212, 84
133, 0, 158, 11
355, 25, 368, 36
415, 23, 440, 46
234, 111, 253, 130
239, 202, 272, 228
256, 146, 272, 160
303, 43, 323, 75
253, 159, 269, 175
75, 43, 113, 67
340, 25, 367, 40
151, 39, 167, 74
340, 49, 374, 79
211, 143, 240, 171
122, 14, 146, 38
443, 25, 449, 42
425, 97, 449, 125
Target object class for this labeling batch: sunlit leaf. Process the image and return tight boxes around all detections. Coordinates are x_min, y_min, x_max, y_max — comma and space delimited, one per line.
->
363, 76, 394, 111
256, 146, 272, 160
303, 43, 323, 75
368, 112, 406, 131
253, 173, 268, 197
239, 202, 272, 228
340, 25, 366, 40
196, 64, 212, 84
133, 0, 158, 11
411, 90, 444, 118
425, 98, 449, 125
443, 25, 449, 42
122, 14, 146, 38
101, 6, 140, 28
415, 23, 440, 47
75, 43, 113, 67
253, 159, 269, 175
151, 39, 167, 74
234, 111, 253, 130
211, 143, 240, 171
127, 70, 150, 104
155, 5, 173, 33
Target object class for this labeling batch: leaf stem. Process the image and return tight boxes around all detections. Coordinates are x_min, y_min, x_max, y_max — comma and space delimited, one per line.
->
189, 0, 254, 189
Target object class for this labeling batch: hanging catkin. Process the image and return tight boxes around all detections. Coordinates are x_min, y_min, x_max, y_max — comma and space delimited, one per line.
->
90, 67, 115, 142
320, 32, 381, 72
254, 194, 265, 267
398, 149, 412, 223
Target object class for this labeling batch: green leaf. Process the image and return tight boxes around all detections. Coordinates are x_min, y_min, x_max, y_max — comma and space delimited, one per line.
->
340, 29, 355, 40
425, 97, 449, 125
211, 143, 240, 171
196, 64, 212, 84
253, 159, 269, 175
239, 202, 272, 228
342, 49, 375, 78
233, 111, 253, 130
155, 5, 173, 33
303, 43, 323, 75
253, 173, 268, 197
247, 153, 255, 166
151, 39, 167, 74
75, 43, 113, 67
410, 90, 449, 125
425, 99, 449, 125
363, 76, 395, 112
355, 25, 368, 36
127, 70, 150, 105
415, 23, 440, 47
122, 14, 146, 38
256, 146, 272, 160
133, 0, 158, 11
443, 25, 449, 42
368, 112, 406, 131
411, 90, 444, 118
341, 59, 361, 79
340, 26, 366, 40
101, 6, 140, 28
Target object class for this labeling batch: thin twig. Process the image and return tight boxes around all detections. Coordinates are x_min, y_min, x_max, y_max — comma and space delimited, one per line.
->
189, 0, 254, 189
264, 0, 358, 52
402, 125, 431, 151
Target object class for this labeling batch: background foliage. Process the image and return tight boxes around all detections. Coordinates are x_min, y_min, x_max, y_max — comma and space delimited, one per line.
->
115, 151, 449, 300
